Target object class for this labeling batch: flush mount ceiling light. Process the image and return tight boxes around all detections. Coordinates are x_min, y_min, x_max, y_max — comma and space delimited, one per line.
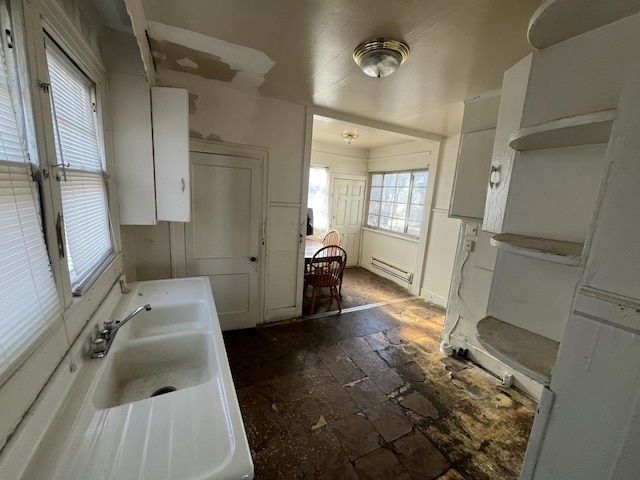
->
342, 132, 359, 144
353, 38, 410, 78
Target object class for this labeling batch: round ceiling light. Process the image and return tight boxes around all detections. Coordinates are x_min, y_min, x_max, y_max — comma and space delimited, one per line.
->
353, 38, 410, 78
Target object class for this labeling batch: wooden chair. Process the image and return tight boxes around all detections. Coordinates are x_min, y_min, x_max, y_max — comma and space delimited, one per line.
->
322, 229, 341, 246
304, 245, 347, 315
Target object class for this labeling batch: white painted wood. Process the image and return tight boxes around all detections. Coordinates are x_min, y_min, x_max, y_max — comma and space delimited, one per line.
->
122, 0, 156, 85
482, 54, 532, 233
330, 176, 365, 267
504, 144, 608, 243
185, 153, 262, 330
152, 87, 190, 222
509, 109, 616, 151
110, 73, 156, 225
460, 92, 501, 134
449, 129, 496, 219
522, 13, 640, 128
490, 234, 583, 265
527, 0, 640, 49
487, 251, 579, 342
477, 316, 559, 383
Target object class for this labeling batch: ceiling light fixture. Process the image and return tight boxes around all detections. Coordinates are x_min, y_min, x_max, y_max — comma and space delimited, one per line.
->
353, 38, 410, 78
342, 132, 359, 144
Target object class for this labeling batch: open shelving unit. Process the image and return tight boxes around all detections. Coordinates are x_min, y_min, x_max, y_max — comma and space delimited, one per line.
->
490, 234, 583, 266
477, 316, 559, 385
508, 110, 616, 151
527, 0, 640, 49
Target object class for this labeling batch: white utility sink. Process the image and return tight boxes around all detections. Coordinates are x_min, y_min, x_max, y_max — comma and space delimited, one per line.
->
127, 301, 211, 339
93, 331, 216, 409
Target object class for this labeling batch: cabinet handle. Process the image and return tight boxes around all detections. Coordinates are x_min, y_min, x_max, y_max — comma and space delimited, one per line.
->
180, 177, 185, 192
489, 165, 500, 188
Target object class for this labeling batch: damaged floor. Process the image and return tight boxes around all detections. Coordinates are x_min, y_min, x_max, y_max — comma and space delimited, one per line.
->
223, 270, 536, 479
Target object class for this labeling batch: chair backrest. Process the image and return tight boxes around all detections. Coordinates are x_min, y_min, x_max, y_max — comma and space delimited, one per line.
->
307, 246, 347, 287
322, 229, 341, 246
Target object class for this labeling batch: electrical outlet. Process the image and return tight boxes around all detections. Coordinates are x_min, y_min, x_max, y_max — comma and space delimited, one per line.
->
465, 224, 478, 236
464, 239, 475, 252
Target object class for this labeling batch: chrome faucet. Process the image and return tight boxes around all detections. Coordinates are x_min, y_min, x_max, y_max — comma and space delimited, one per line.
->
91, 304, 151, 358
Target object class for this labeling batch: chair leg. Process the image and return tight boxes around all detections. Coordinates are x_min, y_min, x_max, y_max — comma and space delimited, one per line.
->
310, 286, 318, 315
333, 286, 342, 312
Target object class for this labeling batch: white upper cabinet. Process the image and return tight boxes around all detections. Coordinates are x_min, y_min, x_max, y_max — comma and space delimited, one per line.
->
110, 73, 156, 225
112, 83, 190, 224
152, 87, 190, 222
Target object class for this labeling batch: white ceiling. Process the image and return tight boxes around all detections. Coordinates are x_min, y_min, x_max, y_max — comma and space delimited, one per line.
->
135, 0, 540, 144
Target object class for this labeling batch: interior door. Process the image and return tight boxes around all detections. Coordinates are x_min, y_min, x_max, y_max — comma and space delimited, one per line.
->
185, 152, 262, 330
330, 177, 366, 267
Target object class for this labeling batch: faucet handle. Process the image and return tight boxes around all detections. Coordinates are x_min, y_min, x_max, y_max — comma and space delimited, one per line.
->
92, 337, 107, 357
103, 320, 116, 331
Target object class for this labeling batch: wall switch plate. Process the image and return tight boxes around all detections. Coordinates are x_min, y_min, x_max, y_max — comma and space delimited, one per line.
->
464, 239, 475, 252
465, 223, 478, 236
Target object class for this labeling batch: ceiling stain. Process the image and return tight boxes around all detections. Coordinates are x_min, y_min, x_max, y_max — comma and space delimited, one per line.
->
150, 38, 239, 82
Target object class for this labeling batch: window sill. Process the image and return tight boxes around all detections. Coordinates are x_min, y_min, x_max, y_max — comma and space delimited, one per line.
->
362, 227, 420, 243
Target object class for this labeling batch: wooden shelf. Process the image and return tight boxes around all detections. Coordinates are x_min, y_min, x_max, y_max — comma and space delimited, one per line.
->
509, 110, 616, 151
490, 234, 583, 266
477, 316, 560, 385
528, 0, 640, 49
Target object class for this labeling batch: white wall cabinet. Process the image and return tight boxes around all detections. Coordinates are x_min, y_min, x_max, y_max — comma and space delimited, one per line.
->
110, 73, 156, 225
112, 84, 190, 224
152, 87, 190, 222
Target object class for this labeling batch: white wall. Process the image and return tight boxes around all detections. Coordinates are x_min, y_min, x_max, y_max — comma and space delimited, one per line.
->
420, 134, 461, 307
310, 140, 368, 175
125, 70, 307, 322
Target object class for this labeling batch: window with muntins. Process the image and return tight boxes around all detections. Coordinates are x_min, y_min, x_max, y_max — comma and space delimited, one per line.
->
0, 31, 60, 382
366, 170, 428, 237
45, 38, 113, 294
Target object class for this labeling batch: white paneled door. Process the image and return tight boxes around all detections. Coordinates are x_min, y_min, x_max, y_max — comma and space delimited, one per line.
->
331, 177, 366, 267
186, 152, 262, 330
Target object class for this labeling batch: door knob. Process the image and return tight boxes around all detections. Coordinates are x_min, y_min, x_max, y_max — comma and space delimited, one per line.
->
250, 257, 257, 262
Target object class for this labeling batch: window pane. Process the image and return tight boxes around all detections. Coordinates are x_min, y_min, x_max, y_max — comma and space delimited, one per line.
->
367, 215, 379, 227
369, 200, 380, 215
409, 204, 423, 222
396, 187, 409, 203
380, 202, 394, 217
393, 203, 407, 219
397, 172, 411, 187
308, 167, 328, 233
413, 171, 428, 187
379, 216, 391, 230
370, 186, 382, 201
46, 39, 113, 291
0, 39, 61, 380
382, 187, 396, 202
383, 173, 397, 186
411, 186, 426, 205
391, 218, 405, 232
371, 174, 383, 186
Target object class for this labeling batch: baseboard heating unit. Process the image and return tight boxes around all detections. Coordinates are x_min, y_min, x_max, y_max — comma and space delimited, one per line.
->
371, 257, 413, 283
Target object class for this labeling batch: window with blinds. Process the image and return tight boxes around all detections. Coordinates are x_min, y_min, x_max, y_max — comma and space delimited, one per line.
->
0, 34, 61, 382
45, 38, 113, 294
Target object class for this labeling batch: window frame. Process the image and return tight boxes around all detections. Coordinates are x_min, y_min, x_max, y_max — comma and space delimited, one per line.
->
365, 169, 429, 238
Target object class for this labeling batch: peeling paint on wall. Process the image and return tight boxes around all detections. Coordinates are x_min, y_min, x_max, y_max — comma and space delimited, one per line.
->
147, 21, 275, 90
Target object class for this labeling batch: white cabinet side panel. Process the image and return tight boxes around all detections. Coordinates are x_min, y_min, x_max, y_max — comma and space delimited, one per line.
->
110, 73, 156, 225
152, 87, 190, 222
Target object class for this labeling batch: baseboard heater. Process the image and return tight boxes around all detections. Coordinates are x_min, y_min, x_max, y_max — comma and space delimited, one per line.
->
371, 257, 413, 284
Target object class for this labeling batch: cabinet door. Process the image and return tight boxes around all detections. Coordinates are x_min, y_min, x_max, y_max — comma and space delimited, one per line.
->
449, 128, 496, 219
482, 54, 532, 233
111, 73, 156, 225
152, 87, 190, 222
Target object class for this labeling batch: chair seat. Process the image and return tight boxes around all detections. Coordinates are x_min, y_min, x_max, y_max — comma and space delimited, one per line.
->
304, 245, 347, 315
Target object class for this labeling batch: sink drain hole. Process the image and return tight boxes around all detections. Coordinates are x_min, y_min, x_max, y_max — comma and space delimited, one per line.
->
150, 386, 177, 397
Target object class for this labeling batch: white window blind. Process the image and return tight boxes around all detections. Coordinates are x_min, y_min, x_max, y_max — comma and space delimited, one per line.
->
0, 38, 61, 382
45, 38, 113, 292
